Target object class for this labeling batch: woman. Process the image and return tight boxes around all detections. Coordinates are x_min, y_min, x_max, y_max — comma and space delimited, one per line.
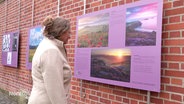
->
28, 16, 72, 104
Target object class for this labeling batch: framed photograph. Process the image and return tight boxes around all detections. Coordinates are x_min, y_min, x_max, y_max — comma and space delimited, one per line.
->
26, 25, 44, 69
74, 0, 163, 92
1, 31, 19, 67
77, 13, 109, 48
125, 3, 157, 46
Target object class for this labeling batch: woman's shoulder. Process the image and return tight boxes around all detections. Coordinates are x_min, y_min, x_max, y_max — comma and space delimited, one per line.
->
39, 38, 58, 49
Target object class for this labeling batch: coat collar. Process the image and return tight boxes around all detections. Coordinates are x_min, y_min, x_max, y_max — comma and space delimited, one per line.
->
44, 37, 64, 48
44, 37, 67, 58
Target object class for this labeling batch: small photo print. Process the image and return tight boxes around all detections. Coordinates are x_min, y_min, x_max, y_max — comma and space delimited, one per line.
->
12, 33, 18, 51
2, 34, 10, 52
7, 52, 12, 65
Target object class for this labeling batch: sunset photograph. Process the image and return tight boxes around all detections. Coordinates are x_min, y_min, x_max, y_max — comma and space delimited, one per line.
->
90, 49, 131, 82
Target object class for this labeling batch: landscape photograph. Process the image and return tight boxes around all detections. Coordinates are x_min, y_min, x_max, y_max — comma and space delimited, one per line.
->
77, 13, 109, 48
91, 49, 131, 82
125, 3, 158, 46
29, 27, 43, 62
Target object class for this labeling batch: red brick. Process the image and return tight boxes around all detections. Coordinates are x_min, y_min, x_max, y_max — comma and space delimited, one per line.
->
99, 86, 112, 93
102, 0, 113, 4
161, 77, 170, 84
162, 55, 164, 61
96, 92, 101, 97
65, 1, 73, 6
102, 93, 108, 98
99, 5, 105, 10
127, 93, 144, 100
165, 7, 184, 16
109, 94, 115, 100
126, 0, 133, 3
171, 78, 182, 85
169, 16, 180, 23
170, 47, 180, 54
90, 100, 97, 104
130, 100, 138, 104
171, 94, 182, 101
163, 17, 168, 24
151, 97, 163, 104
162, 47, 168, 53
159, 92, 170, 99
72, 7, 81, 12
139, 90, 147, 95
94, 7, 98, 11
91, 1, 101, 7
73, 0, 80, 2
165, 70, 184, 77
165, 55, 184, 62
119, 1, 125, 5
105, 3, 111, 8
164, 39, 184, 46
181, 63, 184, 70
168, 62, 179, 69
100, 98, 111, 104
123, 98, 129, 104
112, 2, 118, 7
113, 90, 126, 96
116, 96, 122, 102
130, 88, 139, 93
89, 95, 98, 101
162, 32, 169, 39
91, 90, 96, 95
112, 101, 122, 104
88, 85, 99, 90
163, 2, 172, 9
70, 90, 79, 95
170, 31, 180, 38
165, 23, 184, 31
166, 86, 184, 94
164, 100, 181, 104
173, 0, 184, 7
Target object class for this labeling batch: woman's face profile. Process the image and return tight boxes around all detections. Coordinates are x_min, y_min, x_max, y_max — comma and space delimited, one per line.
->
59, 30, 71, 44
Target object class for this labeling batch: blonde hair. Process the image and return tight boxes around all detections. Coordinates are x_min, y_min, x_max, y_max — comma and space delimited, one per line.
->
42, 16, 70, 39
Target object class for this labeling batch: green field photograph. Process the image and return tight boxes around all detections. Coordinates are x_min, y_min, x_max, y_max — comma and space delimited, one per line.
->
77, 13, 109, 48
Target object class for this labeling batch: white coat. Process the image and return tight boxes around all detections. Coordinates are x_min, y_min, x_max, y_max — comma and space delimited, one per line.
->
28, 37, 72, 104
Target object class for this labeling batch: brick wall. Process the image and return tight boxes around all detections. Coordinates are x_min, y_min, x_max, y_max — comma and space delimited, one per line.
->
0, 0, 184, 104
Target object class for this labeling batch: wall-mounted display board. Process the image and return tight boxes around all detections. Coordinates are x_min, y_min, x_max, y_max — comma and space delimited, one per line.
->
74, 0, 163, 92
2, 31, 19, 67
26, 26, 44, 69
